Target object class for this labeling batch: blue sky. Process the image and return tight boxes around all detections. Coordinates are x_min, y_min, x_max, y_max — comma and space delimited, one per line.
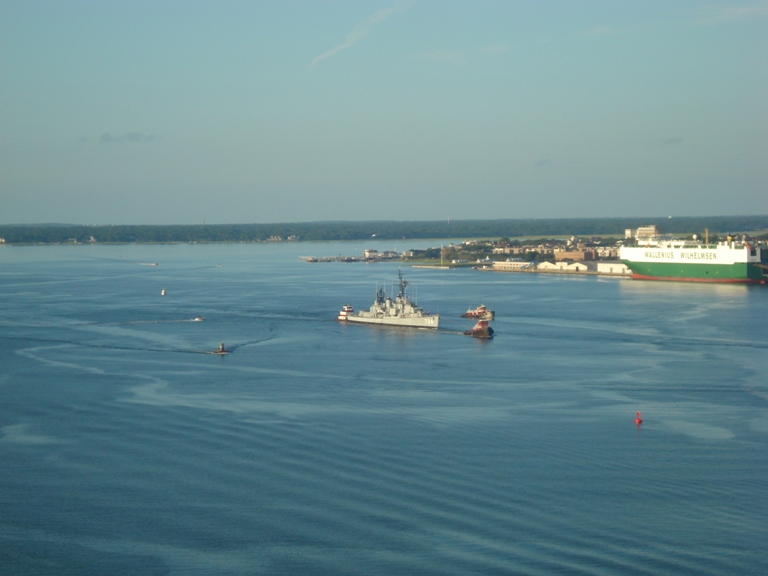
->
1, 0, 766, 224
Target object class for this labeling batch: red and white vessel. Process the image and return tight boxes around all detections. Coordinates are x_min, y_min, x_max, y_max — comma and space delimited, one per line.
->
461, 304, 494, 320
337, 304, 354, 321
463, 319, 494, 339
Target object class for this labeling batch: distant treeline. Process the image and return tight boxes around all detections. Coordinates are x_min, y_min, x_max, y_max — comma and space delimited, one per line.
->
2, 216, 768, 244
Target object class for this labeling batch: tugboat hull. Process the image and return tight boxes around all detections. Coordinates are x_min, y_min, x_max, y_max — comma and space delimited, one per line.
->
464, 320, 494, 338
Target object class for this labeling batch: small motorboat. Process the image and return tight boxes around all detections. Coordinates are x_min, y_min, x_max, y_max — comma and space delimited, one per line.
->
464, 319, 494, 339
215, 342, 229, 355
192, 316, 205, 322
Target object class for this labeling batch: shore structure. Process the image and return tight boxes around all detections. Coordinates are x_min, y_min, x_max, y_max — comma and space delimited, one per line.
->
620, 229, 768, 284
338, 270, 439, 329
488, 260, 632, 276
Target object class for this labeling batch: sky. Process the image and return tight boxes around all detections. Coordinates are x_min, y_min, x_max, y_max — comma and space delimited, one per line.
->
1, 0, 766, 225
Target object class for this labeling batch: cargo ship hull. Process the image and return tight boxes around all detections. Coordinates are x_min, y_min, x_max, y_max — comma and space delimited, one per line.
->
620, 242, 768, 284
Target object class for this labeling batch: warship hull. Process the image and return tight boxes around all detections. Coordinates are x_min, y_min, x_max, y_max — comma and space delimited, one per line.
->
345, 314, 439, 329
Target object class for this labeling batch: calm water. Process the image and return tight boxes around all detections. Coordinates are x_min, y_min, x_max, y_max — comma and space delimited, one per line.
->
1, 243, 767, 575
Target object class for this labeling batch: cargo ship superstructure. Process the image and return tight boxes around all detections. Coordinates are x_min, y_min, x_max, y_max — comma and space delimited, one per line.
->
338, 270, 439, 328
620, 230, 768, 284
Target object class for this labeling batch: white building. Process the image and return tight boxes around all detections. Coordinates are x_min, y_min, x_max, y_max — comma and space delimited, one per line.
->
635, 225, 658, 240
566, 262, 589, 272
492, 260, 533, 271
537, 261, 569, 271
596, 262, 632, 275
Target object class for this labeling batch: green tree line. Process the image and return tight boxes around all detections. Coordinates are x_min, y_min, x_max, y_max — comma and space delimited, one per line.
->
2, 217, 768, 244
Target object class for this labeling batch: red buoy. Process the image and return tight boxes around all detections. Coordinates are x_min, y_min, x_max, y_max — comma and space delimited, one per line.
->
634, 411, 642, 425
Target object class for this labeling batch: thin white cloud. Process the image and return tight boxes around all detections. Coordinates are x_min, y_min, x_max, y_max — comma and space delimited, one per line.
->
694, 2, 768, 26
311, 0, 413, 66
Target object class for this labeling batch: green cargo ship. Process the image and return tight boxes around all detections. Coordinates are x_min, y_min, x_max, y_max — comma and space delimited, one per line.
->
620, 234, 768, 284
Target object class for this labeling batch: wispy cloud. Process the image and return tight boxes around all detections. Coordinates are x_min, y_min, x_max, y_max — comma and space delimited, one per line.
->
694, 2, 768, 26
311, 0, 413, 66
101, 132, 158, 144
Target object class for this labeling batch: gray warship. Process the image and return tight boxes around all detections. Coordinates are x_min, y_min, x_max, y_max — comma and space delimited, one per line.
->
338, 270, 439, 329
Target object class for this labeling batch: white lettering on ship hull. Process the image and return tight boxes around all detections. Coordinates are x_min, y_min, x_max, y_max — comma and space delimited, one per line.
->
642, 250, 718, 260
644, 251, 674, 259
680, 251, 717, 260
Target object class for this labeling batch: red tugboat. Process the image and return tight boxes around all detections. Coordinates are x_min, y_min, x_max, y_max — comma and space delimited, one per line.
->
464, 319, 494, 339
461, 304, 495, 320
215, 342, 229, 355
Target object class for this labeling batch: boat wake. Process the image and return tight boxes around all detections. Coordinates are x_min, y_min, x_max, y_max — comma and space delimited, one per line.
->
437, 329, 468, 336
6, 335, 267, 356
85, 318, 206, 326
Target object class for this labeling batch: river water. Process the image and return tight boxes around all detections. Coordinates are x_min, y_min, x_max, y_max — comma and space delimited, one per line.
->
1, 242, 766, 575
